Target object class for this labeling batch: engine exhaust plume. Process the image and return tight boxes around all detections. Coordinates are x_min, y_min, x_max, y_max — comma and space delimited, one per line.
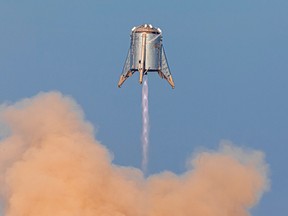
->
141, 76, 149, 174
0, 92, 269, 216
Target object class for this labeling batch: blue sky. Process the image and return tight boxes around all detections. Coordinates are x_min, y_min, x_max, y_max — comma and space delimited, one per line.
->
0, 0, 287, 215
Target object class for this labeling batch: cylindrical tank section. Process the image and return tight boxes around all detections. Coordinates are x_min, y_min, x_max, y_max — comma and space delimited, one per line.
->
130, 24, 162, 71
118, 24, 174, 88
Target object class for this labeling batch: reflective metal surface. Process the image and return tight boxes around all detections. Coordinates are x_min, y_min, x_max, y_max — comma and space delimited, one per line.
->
118, 24, 174, 88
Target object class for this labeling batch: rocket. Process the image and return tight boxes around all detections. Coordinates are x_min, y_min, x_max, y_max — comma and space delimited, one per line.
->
118, 24, 175, 89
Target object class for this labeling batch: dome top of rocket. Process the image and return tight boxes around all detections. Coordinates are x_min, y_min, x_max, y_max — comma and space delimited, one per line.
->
131, 24, 161, 34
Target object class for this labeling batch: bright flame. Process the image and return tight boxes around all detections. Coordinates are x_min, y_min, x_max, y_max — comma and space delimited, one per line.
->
0, 92, 269, 216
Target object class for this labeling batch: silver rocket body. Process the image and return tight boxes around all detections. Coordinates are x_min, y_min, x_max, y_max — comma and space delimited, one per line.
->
118, 24, 175, 88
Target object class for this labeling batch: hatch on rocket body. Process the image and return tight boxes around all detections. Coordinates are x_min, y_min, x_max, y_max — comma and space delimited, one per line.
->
118, 24, 175, 89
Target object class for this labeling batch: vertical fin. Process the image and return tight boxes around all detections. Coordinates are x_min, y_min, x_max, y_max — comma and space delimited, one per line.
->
118, 49, 132, 87
160, 47, 175, 88
122, 48, 131, 76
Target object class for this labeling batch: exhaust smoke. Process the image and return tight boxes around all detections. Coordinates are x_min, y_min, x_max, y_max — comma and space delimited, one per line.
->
0, 92, 269, 216
141, 76, 149, 174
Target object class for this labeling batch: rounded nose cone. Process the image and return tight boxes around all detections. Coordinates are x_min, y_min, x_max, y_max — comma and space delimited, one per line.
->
132, 24, 161, 34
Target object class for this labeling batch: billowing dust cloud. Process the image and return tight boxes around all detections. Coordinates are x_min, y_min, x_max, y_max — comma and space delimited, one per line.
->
0, 92, 269, 216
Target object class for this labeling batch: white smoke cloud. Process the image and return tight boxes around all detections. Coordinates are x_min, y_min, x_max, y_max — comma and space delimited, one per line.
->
0, 92, 269, 216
